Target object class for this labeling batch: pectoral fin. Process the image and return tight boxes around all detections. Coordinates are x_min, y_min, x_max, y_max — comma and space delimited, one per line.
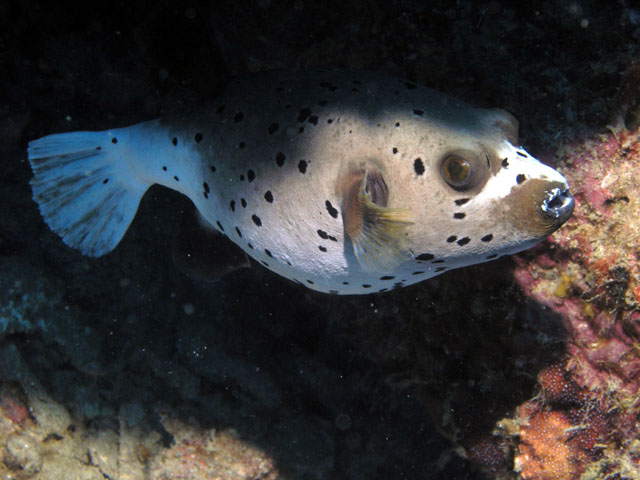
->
342, 169, 413, 272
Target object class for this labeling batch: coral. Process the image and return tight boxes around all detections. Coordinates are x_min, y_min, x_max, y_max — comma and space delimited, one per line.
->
151, 410, 278, 480
515, 409, 574, 480
510, 122, 640, 478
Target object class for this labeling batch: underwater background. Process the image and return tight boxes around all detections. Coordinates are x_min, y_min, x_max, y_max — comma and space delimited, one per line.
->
2, 1, 640, 478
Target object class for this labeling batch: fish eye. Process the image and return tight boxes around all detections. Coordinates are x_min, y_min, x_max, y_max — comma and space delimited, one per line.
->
441, 155, 472, 189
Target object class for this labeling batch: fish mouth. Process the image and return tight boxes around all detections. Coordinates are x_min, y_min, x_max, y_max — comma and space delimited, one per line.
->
540, 187, 575, 222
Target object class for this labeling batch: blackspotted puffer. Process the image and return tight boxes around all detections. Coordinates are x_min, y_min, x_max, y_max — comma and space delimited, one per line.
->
28, 71, 574, 294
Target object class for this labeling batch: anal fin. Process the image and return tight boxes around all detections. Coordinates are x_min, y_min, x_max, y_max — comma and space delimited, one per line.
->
173, 205, 250, 283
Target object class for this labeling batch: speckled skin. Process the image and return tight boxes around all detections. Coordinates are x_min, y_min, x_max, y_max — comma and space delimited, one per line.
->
29, 71, 573, 294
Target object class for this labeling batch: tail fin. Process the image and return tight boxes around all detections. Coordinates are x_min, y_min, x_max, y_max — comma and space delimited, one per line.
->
28, 129, 149, 257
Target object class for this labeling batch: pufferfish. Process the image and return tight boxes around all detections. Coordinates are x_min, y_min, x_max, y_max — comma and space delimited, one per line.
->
27, 70, 574, 295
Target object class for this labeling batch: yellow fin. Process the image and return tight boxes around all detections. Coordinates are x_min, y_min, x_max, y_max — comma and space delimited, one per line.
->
343, 170, 413, 272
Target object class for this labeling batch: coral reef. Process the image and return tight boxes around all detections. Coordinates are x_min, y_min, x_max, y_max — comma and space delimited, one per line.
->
510, 122, 640, 478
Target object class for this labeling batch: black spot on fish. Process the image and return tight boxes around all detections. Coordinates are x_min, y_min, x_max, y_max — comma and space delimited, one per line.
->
229, 200, 235, 212
329, 290, 339, 294
252, 214, 262, 226
392, 147, 398, 154
435, 267, 447, 272
103, 178, 109, 184
111, 137, 117, 144
455, 198, 470, 206
172, 137, 178, 146
262, 261, 269, 267
234, 112, 244, 123
416, 253, 434, 261
395, 122, 400, 127
174, 175, 179, 182
203, 182, 210, 193
325, 200, 338, 218
298, 160, 307, 174
481, 234, 493, 242
447, 236, 457, 243
235, 227, 242, 237
275, 152, 285, 167
265, 249, 273, 258
210, 165, 216, 173
162, 166, 167, 171
319, 246, 327, 252
241, 198, 247, 208
414, 158, 425, 175
317, 229, 337, 241
412, 271, 425, 275
432, 259, 445, 264
517, 151, 527, 158
516, 174, 526, 184
380, 275, 395, 280
308, 115, 318, 125
195, 133, 203, 143
362, 284, 371, 288
342, 281, 349, 285
264, 191, 273, 203
378, 288, 388, 293
327, 118, 333, 124
268, 123, 279, 134
248, 243, 254, 249
238, 141, 245, 149
453, 212, 465, 219
487, 254, 498, 259
240, 174, 245, 181
502, 158, 509, 168
297, 108, 312, 122
307, 279, 314, 285
413, 109, 424, 116
247, 169, 256, 182
457, 237, 471, 246
216, 221, 224, 232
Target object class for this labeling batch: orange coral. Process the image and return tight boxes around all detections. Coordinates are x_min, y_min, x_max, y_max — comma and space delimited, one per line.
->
516, 410, 575, 480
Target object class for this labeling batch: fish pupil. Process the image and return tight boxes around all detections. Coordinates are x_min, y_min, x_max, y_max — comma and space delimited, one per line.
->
443, 156, 471, 186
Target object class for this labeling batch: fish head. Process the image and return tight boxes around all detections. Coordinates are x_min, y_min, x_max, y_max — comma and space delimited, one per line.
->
376, 106, 574, 270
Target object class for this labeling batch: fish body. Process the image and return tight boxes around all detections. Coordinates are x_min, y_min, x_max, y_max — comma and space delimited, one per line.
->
28, 71, 574, 294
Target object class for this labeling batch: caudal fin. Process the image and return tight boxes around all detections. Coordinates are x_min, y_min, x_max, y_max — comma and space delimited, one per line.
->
28, 129, 149, 257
